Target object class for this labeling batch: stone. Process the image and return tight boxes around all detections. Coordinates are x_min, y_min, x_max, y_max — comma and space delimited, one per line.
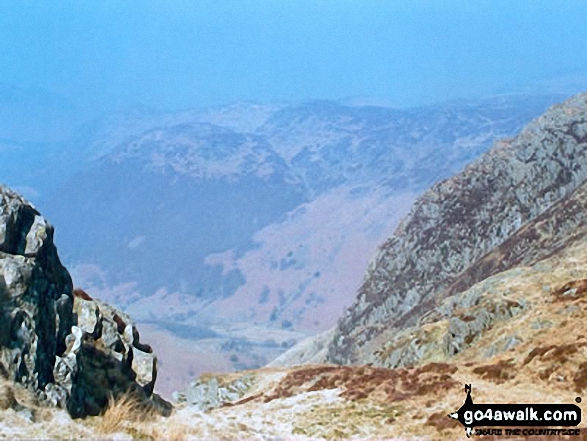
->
484, 335, 523, 358
60, 295, 169, 418
178, 373, 255, 411
132, 349, 157, 395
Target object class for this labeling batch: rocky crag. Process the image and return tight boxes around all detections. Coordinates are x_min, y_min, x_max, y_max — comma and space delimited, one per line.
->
0, 186, 170, 418
326, 92, 587, 365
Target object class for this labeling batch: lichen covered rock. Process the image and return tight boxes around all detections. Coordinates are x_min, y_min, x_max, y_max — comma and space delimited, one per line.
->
0, 186, 170, 418
174, 374, 255, 411
0, 186, 73, 402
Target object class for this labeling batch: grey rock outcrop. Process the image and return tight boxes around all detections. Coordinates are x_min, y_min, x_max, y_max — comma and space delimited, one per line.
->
174, 374, 254, 412
328, 93, 587, 365
0, 186, 73, 400
268, 328, 334, 367
0, 186, 170, 417
56, 289, 168, 418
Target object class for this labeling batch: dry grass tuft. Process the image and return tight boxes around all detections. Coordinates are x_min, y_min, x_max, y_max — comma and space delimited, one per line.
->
94, 392, 154, 435
426, 410, 460, 433
523, 342, 584, 366
0, 377, 41, 414
573, 362, 587, 393
0, 379, 16, 410
257, 362, 461, 407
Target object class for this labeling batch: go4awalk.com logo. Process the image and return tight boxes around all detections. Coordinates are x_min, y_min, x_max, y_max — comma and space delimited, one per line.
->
448, 385, 582, 438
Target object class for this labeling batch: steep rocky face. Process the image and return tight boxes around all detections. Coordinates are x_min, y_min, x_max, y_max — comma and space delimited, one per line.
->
0, 186, 73, 396
328, 93, 587, 364
0, 186, 169, 417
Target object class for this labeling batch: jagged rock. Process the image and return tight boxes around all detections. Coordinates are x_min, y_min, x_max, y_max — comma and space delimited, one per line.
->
444, 297, 526, 356
132, 349, 157, 395
0, 186, 170, 418
186, 378, 220, 411
0, 186, 73, 400
484, 334, 523, 358
56, 291, 169, 418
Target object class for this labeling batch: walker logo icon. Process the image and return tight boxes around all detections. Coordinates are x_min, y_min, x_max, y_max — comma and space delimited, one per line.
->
448, 384, 582, 438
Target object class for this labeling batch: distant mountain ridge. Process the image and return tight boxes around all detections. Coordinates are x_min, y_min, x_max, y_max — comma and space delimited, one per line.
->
44, 94, 566, 302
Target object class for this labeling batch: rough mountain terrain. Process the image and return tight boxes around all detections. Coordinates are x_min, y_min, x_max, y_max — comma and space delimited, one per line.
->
1, 94, 587, 439
37, 95, 566, 394
4, 212, 587, 440
162, 93, 587, 439
326, 92, 587, 366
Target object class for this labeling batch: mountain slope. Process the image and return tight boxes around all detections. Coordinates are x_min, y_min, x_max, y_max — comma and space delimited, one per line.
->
47, 123, 307, 300
327, 92, 587, 365
4, 208, 587, 439
162, 233, 587, 440
44, 95, 564, 318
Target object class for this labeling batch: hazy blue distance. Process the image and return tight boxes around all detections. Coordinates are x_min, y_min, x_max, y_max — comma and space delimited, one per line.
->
1, 0, 587, 111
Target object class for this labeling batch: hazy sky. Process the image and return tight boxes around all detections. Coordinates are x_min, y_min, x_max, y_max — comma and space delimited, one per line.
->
1, 0, 587, 110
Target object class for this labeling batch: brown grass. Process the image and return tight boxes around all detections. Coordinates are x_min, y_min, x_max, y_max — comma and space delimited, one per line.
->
0, 377, 42, 415
426, 411, 460, 433
260, 363, 460, 405
73, 288, 94, 301
457, 313, 477, 322
523, 342, 584, 366
552, 279, 587, 302
94, 392, 155, 435
0, 378, 16, 410
573, 362, 587, 393
472, 358, 517, 383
